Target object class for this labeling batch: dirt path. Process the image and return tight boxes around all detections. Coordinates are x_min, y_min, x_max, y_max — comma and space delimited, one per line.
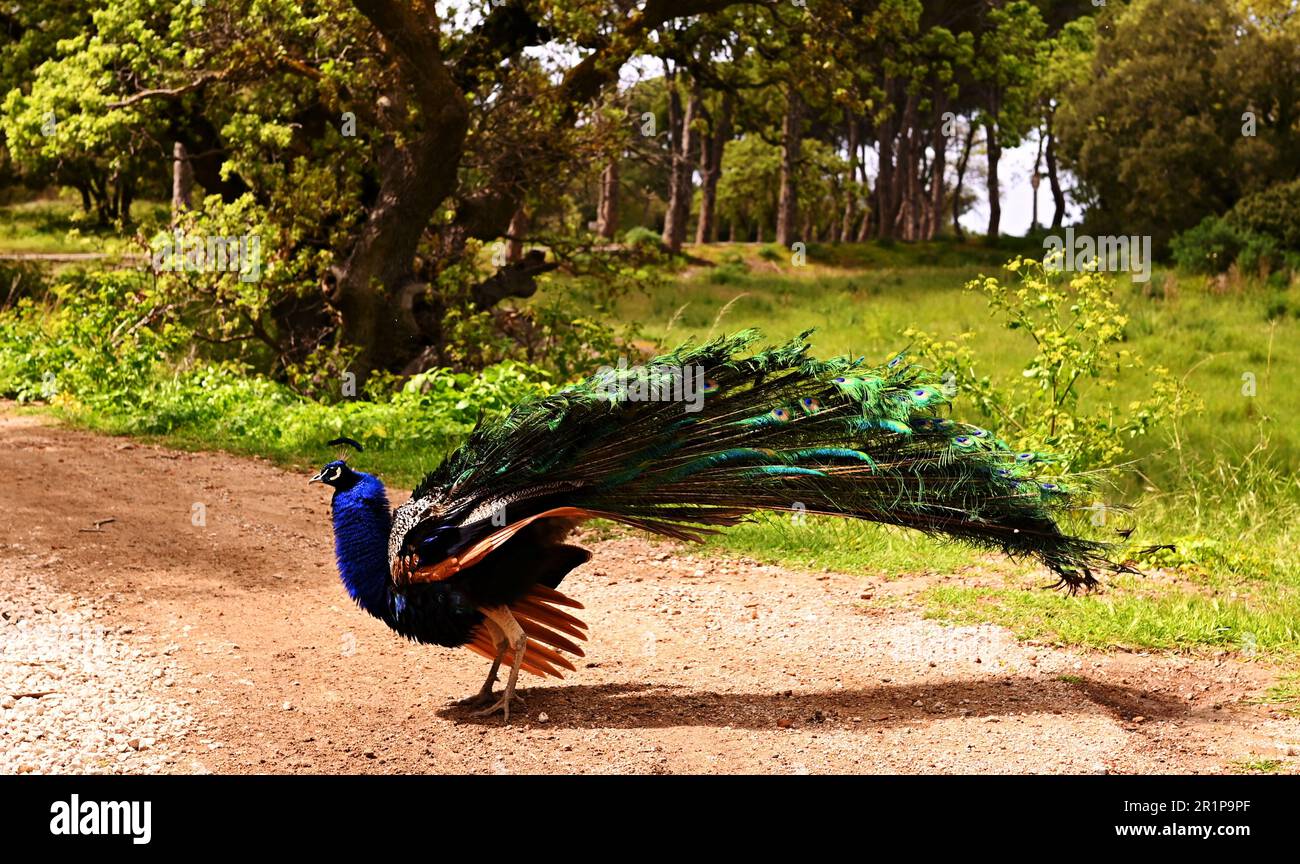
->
1, 410, 1296, 774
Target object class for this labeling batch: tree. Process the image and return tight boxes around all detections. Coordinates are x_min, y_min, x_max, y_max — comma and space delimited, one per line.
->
3, 0, 742, 379
1033, 16, 1095, 231
971, 1, 1047, 240
1056, 0, 1300, 248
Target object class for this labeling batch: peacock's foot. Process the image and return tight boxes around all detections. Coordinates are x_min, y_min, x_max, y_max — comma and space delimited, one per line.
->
470, 692, 525, 723
455, 687, 499, 709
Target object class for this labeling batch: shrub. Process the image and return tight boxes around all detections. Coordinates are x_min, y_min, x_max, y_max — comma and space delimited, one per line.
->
1170, 215, 1250, 274
0, 260, 48, 308
622, 226, 662, 251
1227, 179, 1300, 250
0, 269, 555, 468
906, 256, 1191, 473
706, 251, 751, 285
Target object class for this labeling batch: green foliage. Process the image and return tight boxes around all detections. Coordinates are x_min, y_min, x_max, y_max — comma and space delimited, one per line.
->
907, 256, 1187, 472
1171, 215, 1291, 276
0, 269, 186, 406
1057, 0, 1300, 249
1227, 178, 1300, 250
1171, 216, 1255, 275
971, 0, 1048, 147
706, 251, 750, 285
716, 136, 783, 237
0, 268, 554, 483
622, 226, 662, 251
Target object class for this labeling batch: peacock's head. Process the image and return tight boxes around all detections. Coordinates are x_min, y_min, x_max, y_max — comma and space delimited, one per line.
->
309, 459, 360, 490
309, 437, 366, 491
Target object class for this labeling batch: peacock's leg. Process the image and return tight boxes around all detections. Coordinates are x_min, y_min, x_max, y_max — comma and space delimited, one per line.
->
470, 606, 528, 723
458, 635, 507, 708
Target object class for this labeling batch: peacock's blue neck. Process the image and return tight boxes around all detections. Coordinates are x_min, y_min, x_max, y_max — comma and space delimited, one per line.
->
329, 472, 393, 620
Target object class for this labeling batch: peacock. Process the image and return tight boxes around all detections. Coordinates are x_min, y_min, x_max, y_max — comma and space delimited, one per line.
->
312, 330, 1132, 721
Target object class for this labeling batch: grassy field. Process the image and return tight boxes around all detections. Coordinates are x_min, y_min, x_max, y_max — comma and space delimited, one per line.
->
582, 241, 1300, 657
0, 195, 165, 256
3, 201, 1298, 661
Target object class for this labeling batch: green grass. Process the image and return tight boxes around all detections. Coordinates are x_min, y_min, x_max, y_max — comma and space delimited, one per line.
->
5, 225, 1299, 663
920, 573, 1300, 657
696, 512, 975, 576
0, 196, 166, 255
1253, 673, 1300, 715
1231, 758, 1285, 774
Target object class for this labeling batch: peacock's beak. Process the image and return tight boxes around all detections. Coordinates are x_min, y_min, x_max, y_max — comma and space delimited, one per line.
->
308, 470, 325, 484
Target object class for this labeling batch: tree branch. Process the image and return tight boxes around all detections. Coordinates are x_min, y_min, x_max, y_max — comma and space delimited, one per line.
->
106, 70, 229, 108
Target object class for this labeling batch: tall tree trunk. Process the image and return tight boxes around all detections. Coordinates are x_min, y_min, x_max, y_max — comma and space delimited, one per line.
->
75, 182, 92, 215
171, 141, 193, 224
952, 121, 975, 241
775, 86, 803, 247
903, 97, 922, 241
596, 158, 619, 239
696, 91, 733, 244
1045, 111, 1065, 231
839, 115, 860, 243
927, 97, 947, 241
984, 119, 1001, 240
662, 70, 700, 253
856, 206, 872, 242
119, 178, 134, 226
1030, 125, 1044, 232
876, 118, 898, 240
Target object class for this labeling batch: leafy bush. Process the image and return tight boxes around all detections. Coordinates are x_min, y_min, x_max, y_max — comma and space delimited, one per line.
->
1170, 215, 1252, 274
1227, 178, 1300, 250
706, 252, 751, 285
0, 269, 555, 474
1172, 184, 1300, 277
906, 256, 1190, 473
622, 226, 662, 251
0, 269, 186, 405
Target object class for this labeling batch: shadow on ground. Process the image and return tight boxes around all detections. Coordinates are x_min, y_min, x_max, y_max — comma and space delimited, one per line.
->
437, 675, 1189, 730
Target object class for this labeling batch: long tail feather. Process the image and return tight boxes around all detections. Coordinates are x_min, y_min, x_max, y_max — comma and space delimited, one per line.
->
404, 331, 1134, 592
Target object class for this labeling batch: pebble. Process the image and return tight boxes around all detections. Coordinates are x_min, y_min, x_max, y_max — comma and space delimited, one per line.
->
0, 563, 192, 775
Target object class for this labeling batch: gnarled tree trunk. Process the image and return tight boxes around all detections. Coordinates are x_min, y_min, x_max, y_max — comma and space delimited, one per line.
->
332, 0, 470, 378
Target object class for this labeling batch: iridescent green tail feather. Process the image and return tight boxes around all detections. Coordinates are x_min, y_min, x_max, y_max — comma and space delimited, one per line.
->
418, 330, 1132, 591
